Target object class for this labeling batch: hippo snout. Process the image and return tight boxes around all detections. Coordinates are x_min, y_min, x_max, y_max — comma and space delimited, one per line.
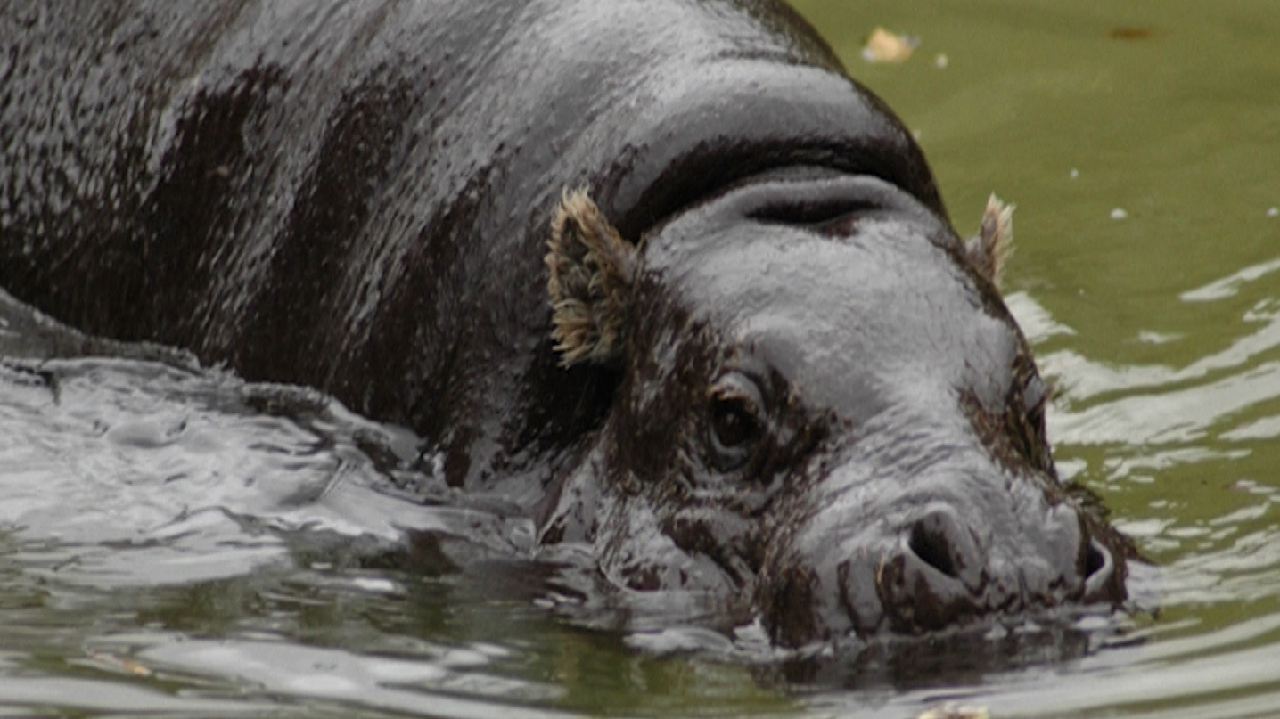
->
761, 493, 1127, 647
878, 507, 991, 632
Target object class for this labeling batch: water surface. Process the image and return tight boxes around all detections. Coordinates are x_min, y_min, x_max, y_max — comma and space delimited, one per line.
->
2, 1, 1278, 716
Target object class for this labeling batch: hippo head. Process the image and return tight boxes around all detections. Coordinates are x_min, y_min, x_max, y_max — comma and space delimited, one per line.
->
539, 173, 1129, 648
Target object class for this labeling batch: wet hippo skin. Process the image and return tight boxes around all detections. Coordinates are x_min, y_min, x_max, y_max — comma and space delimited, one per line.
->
0, 0, 1133, 646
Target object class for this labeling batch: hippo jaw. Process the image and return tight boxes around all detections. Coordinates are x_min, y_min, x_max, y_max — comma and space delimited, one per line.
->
541, 173, 1129, 648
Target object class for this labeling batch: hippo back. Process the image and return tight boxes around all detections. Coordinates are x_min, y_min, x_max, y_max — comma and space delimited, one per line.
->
0, 0, 939, 487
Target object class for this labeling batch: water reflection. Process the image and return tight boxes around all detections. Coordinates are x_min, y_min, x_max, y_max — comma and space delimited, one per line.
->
3, 250, 1275, 717
126, 635, 568, 718
2, 0, 1280, 715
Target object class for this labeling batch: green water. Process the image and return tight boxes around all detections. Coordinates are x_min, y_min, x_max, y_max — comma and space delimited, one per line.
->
1, 2, 1278, 717
791, 0, 1280, 715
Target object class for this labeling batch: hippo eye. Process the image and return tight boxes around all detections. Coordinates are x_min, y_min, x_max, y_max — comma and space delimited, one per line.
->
707, 375, 765, 470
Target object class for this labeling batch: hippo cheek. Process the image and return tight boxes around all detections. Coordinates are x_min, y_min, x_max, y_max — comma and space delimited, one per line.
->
592, 490, 739, 596
759, 537, 891, 647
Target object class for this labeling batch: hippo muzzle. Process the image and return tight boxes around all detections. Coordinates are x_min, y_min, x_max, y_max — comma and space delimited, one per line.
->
760, 438, 1125, 645
541, 173, 1131, 647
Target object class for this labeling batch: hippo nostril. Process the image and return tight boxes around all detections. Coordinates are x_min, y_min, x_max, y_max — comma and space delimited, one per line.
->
1082, 539, 1122, 601
880, 512, 984, 633
908, 517, 959, 579
1084, 539, 1107, 578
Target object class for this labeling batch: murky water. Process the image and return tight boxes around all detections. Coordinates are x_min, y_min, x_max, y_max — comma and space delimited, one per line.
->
2, 1, 1278, 716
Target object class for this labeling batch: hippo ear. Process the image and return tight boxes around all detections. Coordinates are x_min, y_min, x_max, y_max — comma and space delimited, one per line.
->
545, 189, 638, 367
964, 194, 1015, 288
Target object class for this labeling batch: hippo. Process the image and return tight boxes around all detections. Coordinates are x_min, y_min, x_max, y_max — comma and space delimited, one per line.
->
0, 0, 1133, 647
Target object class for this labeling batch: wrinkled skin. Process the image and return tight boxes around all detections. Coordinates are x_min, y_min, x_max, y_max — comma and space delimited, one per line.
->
0, 0, 1132, 646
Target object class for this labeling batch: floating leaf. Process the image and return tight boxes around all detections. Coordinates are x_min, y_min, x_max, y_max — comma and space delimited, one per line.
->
862, 27, 919, 63
86, 648, 154, 676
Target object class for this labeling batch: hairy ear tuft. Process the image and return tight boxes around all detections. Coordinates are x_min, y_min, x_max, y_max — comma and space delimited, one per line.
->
964, 194, 1015, 288
545, 189, 637, 367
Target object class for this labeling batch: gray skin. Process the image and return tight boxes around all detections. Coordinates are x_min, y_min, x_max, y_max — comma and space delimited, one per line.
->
0, 0, 1131, 646
541, 177, 1128, 644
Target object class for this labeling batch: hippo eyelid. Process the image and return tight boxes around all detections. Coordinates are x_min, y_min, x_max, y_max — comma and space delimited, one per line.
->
708, 371, 768, 419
